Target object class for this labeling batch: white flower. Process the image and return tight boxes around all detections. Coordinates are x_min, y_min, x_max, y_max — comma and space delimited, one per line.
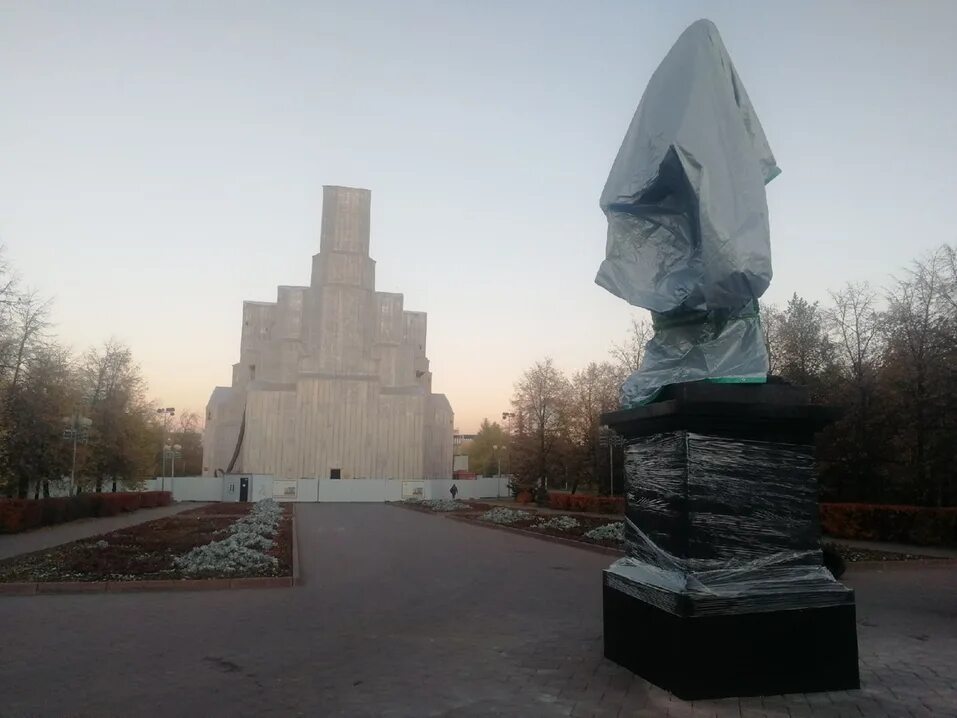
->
480, 508, 532, 525
536, 516, 580, 532
174, 499, 283, 576
584, 522, 625, 542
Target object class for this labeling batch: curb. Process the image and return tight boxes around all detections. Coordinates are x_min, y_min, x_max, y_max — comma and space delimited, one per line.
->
445, 514, 625, 557
1, 510, 299, 596
0, 575, 294, 596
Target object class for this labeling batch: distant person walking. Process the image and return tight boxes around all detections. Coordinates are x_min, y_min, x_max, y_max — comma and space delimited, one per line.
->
449, 483, 458, 500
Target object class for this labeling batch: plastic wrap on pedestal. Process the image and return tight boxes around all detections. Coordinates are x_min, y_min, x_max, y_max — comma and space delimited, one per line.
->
621, 302, 768, 406
595, 20, 779, 406
607, 430, 853, 617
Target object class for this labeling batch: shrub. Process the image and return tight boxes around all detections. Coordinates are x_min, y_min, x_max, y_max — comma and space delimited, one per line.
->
0, 491, 171, 534
547, 492, 625, 514
516, 490, 533, 504
819, 503, 957, 546
0, 500, 43, 533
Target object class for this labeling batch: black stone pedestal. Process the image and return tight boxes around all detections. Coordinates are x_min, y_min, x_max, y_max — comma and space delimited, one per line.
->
603, 578, 860, 700
601, 382, 860, 699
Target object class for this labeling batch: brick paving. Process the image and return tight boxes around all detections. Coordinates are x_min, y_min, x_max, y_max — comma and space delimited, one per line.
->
1, 503, 954, 717
0, 501, 207, 560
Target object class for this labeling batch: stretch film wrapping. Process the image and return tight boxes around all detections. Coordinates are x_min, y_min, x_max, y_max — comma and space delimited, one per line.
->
606, 431, 853, 616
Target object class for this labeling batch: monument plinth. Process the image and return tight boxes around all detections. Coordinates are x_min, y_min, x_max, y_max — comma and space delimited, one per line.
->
601, 383, 859, 699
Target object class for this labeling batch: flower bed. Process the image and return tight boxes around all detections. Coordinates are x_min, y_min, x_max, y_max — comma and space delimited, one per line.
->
0, 492, 172, 534
396, 499, 492, 514
470, 508, 624, 549
181, 502, 265, 517
820, 503, 957, 546
402, 498, 471, 512
174, 500, 284, 576
584, 522, 625, 543
480, 507, 534, 524
0, 501, 292, 583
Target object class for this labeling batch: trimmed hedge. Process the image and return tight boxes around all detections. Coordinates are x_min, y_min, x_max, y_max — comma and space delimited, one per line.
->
819, 503, 957, 547
0, 491, 172, 534
548, 491, 625, 514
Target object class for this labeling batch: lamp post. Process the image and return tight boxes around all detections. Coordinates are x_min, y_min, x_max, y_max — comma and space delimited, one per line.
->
164, 443, 183, 478
62, 413, 92, 496
492, 445, 503, 477
156, 407, 175, 479
501, 411, 515, 476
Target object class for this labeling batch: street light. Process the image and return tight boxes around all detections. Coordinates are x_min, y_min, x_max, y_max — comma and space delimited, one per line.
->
501, 412, 515, 476
156, 407, 175, 478
62, 413, 93, 496
164, 443, 183, 478
492, 445, 503, 477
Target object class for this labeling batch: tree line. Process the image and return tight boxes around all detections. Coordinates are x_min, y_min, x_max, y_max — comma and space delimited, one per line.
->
469, 243, 956, 507
0, 249, 203, 498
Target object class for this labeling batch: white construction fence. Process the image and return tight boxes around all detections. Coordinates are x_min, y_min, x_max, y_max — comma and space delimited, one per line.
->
143, 475, 512, 504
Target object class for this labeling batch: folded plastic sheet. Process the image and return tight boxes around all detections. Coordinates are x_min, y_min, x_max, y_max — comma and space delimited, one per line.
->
596, 20, 780, 406
620, 301, 769, 406
606, 430, 853, 617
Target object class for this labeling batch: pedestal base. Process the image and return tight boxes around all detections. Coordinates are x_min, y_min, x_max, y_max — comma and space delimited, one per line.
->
603, 580, 861, 700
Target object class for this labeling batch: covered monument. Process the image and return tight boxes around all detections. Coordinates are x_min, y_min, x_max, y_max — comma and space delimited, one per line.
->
202, 186, 454, 481
597, 20, 859, 698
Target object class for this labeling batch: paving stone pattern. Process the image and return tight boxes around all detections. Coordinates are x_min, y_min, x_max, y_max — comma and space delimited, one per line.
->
1, 504, 954, 717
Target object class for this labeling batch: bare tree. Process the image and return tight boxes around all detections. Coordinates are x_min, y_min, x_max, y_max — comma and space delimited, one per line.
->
610, 316, 652, 379
7, 291, 51, 388
760, 302, 781, 375
824, 282, 886, 499
80, 340, 153, 492
827, 282, 883, 386
884, 248, 954, 505
776, 293, 834, 391
509, 358, 571, 492
568, 361, 621, 493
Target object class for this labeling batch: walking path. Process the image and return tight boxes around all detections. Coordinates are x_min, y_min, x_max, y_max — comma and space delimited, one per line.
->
0, 502, 206, 560
1, 503, 954, 717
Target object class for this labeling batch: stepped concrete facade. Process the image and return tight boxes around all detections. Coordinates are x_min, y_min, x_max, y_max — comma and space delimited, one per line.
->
202, 186, 454, 480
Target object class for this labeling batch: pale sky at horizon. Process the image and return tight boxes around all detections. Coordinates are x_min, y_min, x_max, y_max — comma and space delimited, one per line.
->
2, 1, 956, 433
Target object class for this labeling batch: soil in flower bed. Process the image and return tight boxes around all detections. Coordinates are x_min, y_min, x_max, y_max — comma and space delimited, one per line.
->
180, 502, 293, 518
0, 509, 293, 583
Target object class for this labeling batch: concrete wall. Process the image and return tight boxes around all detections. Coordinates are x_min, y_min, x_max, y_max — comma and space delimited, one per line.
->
424, 477, 510, 500
142, 475, 508, 503
147, 476, 223, 502
297, 478, 319, 502
317, 478, 402, 503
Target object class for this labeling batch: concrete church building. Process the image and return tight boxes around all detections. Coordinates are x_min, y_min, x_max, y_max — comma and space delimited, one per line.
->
202, 186, 454, 481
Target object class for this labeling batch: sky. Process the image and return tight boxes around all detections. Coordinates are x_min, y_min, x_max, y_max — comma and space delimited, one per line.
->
2, 1, 956, 433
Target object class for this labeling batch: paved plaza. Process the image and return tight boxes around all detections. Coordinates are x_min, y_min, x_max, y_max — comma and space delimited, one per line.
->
1, 504, 954, 717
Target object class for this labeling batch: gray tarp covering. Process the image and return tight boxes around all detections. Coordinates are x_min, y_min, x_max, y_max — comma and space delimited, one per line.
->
596, 19, 780, 406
